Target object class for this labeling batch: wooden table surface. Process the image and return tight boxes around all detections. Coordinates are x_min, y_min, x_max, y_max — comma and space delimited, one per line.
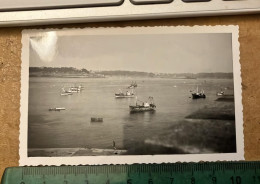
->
0, 14, 260, 180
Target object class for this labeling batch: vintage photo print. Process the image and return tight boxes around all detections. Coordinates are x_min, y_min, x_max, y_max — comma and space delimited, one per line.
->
20, 26, 243, 166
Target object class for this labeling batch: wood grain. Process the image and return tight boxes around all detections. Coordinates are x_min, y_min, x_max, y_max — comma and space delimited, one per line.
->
1, 14, 260, 180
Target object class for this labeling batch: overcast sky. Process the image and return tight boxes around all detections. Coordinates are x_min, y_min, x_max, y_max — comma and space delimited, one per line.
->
29, 33, 233, 73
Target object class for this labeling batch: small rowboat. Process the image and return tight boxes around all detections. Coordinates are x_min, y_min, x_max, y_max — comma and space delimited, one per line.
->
61, 92, 72, 96
91, 117, 103, 122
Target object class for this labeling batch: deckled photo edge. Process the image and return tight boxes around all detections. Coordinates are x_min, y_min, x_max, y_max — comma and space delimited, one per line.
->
19, 25, 243, 166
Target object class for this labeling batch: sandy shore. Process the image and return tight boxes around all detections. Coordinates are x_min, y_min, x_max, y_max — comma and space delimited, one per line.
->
28, 148, 127, 157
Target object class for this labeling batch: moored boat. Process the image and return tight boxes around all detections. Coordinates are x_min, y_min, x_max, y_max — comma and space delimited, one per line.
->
191, 86, 206, 99
129, 96, 156, 113
216, 91, 225, 96
69, 84, 84, 93
60, 93, 73, 96
91, 117, 103, 122
61, 88, 73, 96
115, 89, 135, 98
49, 107, 66, 111
128, 81, 137, 89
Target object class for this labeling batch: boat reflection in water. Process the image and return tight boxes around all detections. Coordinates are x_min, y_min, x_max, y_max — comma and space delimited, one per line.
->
129, 96, 156, 113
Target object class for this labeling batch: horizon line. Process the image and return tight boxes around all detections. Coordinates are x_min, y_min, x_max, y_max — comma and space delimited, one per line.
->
29, 67, 233, 74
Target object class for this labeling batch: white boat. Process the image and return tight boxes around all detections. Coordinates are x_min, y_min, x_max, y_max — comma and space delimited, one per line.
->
69, 85, 83, 93
216, 91, 225, 96
61, 93, 72, 96
49, 107, 66, 111
61, 88, 73, 96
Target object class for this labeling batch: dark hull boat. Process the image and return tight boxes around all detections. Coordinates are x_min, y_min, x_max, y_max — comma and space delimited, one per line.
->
192, 93, 206, 99
191, 85, 206, 99
91, 117, 103, 122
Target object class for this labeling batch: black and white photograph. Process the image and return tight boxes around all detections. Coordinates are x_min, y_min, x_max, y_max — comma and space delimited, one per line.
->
20, 26, 243, 165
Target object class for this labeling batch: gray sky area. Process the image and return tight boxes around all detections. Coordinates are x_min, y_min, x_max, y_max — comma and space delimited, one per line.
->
29, 33, 233, 73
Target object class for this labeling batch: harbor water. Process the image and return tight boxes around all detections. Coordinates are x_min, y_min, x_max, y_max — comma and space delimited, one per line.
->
28, 77, 236, 156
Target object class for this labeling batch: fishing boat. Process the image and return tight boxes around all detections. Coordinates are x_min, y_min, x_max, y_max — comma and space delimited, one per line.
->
129, 96, 156, 113
191, 86, 206, 99
115, 89, 135, 98
49, 107, 66, 111
128, 81, 137, 89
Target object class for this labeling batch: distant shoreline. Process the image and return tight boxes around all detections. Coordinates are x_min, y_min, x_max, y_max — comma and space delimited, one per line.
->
29, 75, 106, 78
29, 67, 234, 79
29, 75, 235, 80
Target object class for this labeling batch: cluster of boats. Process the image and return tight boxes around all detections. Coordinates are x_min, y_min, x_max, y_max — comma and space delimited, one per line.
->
49, 84, 84, 111
48, 81, 231, 117
190, 86, 231, 99
115, 82, 156, 113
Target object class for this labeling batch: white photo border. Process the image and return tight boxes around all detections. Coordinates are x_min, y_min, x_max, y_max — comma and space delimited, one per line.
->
20, 26, 244, 166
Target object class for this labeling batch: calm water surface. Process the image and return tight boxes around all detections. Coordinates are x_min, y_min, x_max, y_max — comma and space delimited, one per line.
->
28, 77, 235, 154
